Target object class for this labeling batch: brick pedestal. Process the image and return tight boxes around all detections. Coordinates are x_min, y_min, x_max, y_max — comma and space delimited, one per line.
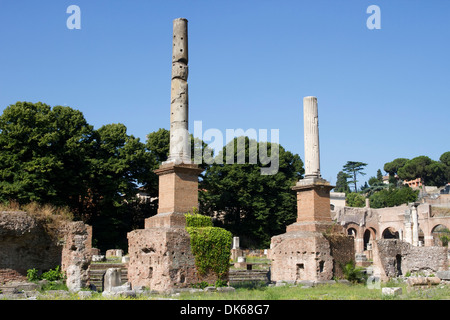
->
128, 162, 213, 292
270, 177, 353, 283
286, 177, 335, 233
145, 162, 203, 229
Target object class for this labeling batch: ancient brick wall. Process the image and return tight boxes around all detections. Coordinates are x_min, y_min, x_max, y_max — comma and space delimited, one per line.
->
0, 211, 62, 283
323, 234, 355, 279
0, 211, 92, 286
373, 239, 448, 279
269, 231, 334, 282
127, 227, 222, 292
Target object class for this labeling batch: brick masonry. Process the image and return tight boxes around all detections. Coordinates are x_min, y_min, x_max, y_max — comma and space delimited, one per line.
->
127, 227, 219, 292
270, 179, 354, 282
0, 211, 92, 286
127, 161, 222, 292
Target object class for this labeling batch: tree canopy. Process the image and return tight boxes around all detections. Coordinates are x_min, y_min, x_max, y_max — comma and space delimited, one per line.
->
342, 161, 367, 192
0, 102, 158, 250
199, 137, 304, 248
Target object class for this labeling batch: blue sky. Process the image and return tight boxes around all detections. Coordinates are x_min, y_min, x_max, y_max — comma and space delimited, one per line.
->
0, 0, 449, 186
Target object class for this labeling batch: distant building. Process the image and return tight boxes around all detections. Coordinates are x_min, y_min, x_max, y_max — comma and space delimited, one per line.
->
404, 178, 423, 188
330, 192, 346, 210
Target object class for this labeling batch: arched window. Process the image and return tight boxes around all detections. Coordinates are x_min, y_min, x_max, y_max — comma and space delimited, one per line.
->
347, 228, 357, 239
431, 224, 450, 246
382, 227, 399, 239
363, 228, 376, 251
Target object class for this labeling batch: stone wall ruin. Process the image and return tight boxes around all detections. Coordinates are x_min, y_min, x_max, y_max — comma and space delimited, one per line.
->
0, 210, 92, 289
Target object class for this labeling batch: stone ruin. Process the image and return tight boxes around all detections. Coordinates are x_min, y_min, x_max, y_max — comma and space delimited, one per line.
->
0, 18, 448, 297
126, 18, 225, 292
0, 210, 92, 291
269, 96, 355, 283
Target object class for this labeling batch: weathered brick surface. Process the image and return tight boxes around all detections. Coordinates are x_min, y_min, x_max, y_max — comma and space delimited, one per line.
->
270, 231, 333, 282
372, 239, 448, 280
0, 211, 62, 282
0, 211, 92, 286
270, 180, 354, 282
127, 227, 220, 292
154, 163, 203, 216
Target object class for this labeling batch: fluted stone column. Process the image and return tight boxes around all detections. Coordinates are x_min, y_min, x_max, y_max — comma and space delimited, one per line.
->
289, 96, 334, 232
167, 18, 190, 164
303, 96, 321, 178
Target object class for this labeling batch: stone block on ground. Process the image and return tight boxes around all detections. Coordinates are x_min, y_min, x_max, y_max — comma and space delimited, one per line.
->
436, 270, 450, 280
382, 287, 402, 296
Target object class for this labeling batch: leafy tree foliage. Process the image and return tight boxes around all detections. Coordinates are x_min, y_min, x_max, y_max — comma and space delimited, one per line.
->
0, 102, 94, 208
199, 137, 304, 248
342, 161, 367, 192
335, 171, 351, 193
0, 102, 158, 251
346, 192, 366, 207
397, 155, 447, 187
369, 186, 419, 208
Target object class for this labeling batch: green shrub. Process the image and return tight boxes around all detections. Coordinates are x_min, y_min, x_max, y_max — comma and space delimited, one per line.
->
340, 261, 367, 283
185, 208, 213, 228
185, 210, 232, 280
41, 266, 64, 282
26, 266, 64, 283
346, 193, 366, 207
27, 268, 40, 282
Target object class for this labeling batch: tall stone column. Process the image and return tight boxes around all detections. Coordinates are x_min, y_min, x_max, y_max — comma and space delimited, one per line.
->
411, 203, 419, 246
149, 17, 202, 228
167, 18, 190, 164
289, 96, 334, 231
303, 96, 321, 178
128, 18, 210, 293
269, 96, 353, 285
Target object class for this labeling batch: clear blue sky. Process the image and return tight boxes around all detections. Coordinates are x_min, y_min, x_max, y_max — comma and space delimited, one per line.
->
0, 0, 449, 186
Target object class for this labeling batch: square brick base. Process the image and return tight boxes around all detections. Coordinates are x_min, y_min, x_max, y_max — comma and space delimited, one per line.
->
269, 178, 349, 282
269, 231, 333, 282
127, 161, 222, 292
127, 228, 221, 292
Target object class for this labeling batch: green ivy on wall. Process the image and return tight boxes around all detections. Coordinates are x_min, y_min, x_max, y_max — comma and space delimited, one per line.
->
185, 209, 232, 280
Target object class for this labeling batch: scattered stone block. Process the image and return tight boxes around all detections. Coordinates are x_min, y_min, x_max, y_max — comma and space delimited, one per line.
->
382, 287, 402, 296
204, 286, 216, 292
103, 268, 122, 292
407, 276, 440, 287
66, 264, 83, 292
92, 255, 106, 262
77, 291, 93, 299
436, 270, 450, 281
106, 249, 123, 259
296, 280, 314, 287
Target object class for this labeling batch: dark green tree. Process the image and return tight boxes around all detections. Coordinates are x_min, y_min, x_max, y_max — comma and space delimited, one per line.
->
439, 151, 450, 182
346, 192, 366, 207
397, 156, 446, 187
146, 128, 170, 165
342, 161, 368, 192
0, 102, 159, 251
384, 158, 408, 184
335, 171, 351, 193
0, 102, 94, 209
369, 186, 419, 208
199, 137, 304, 248
376, 169, 383, 183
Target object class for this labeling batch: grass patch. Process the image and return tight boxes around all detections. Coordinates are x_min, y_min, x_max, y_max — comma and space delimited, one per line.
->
170, 282, 450, 300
